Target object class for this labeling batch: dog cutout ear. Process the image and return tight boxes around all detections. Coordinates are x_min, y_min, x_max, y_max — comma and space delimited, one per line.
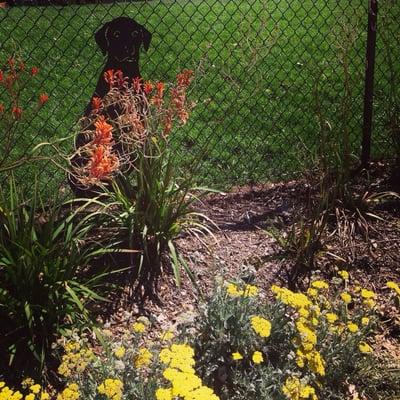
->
95, 22, 110, 56
140, 26, 152, 52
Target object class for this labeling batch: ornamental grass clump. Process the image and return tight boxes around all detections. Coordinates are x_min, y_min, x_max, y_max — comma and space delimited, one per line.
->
0, 177, 118, 376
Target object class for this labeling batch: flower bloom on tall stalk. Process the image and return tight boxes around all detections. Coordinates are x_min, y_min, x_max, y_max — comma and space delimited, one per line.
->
359, 341, 373, 353
143, 80, 154, 95
151, 81, 165, 108
91, 96, 103, 112
386, 281, 400, 296
93, 115, 113, 145
250, 315, 272, 338
338, 270, 349, 280
282, 377, 318, 400
39, 93, 49, 105
311, 280, 329, 290
226, 282, 258, 298
158, 344, 219, 400
135, 348, 153, 368
252, 351, 264, 364
104, 69, 126, 89
97, 379, 123, 400
0, 381, 23, 400
88, 145, 119, 181
12, 106, 22, 119
30, 66, 39, 76
232, 352, 243, 361
56, 383, 80, 400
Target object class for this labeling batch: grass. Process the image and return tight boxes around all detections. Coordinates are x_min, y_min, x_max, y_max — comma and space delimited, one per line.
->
0, 0, 399, 194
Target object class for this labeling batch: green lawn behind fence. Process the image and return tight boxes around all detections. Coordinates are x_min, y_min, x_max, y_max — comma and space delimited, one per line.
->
0, 0, 399, 194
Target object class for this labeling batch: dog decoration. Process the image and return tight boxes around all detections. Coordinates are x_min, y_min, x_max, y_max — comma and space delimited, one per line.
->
69, 16, 152, 197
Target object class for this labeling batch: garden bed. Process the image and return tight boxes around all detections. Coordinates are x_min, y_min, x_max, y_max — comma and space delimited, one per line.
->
100, 163, 400, 360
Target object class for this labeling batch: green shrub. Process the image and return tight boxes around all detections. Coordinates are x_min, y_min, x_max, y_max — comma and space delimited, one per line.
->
0, 178, 116, 374
191, 276, 380, 400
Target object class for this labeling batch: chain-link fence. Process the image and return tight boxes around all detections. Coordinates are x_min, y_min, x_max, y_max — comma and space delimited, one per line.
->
0, 0, 399, 193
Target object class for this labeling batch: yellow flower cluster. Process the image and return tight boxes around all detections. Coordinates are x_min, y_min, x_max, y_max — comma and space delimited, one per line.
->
114, 346, 126, 359
340, 292, 352, 304
386, 281, 400, 296
157, 344, 219, 400
56, 383, 80, 400
252, 351, 264, 364
282, 377, 317, 400
0, 380, 50, 400
338, 270, 349, 280
135, 348, 153, 368
97, 379, 123, 400
311, 280, 329, 290
272, 285, 312, 310
226, 282, 258, 298
231, 352, 243, 360
58, 341, 94, 378
0, 382, 23, 400
250, 316, 272, 338
273, 285, 325, 378
131, 322, 146, 333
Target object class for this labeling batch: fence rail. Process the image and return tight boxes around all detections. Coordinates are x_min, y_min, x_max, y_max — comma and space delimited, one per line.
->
0, 0, 399, 193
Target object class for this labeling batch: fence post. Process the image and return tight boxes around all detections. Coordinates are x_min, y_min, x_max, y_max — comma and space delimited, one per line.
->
361, 0, 378, 168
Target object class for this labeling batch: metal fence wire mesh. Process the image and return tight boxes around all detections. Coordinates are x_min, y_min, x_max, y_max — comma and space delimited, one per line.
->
0, 0, 399, 193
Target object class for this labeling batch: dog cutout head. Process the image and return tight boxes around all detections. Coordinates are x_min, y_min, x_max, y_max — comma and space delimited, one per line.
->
95, 17, 152, 63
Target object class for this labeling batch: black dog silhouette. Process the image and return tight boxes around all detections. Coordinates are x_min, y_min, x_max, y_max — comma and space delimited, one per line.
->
69, 17, 152, 197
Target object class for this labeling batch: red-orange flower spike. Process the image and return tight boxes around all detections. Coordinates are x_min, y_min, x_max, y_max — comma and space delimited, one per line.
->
12, 106, 22, 119
155, 81, 165, 97
143, 81, 153, 95
176, 69, 194, 87
132, 77, 142, 93
91, 96, 103, 112
104, 69, 116, 88
0, 103, 4, 114
89, 145, 119, 180
31, 67, 39, 76
39, 93, 49, 105
0, 70, 3, 83
163, 111, 173, 136
93, 115, 113, 145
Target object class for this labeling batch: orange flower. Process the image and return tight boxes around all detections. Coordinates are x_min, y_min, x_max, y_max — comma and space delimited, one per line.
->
39, 93, 49, 105
88, 145, 119, 180
176, 69, 193, 87
163, 111, 173, 136
143, 81, 153, 95
104, 69, 116, 88
132, 77, 142, 93
5, 72, 16, 89
0, 103, 4, 114
31, 66, 39, 76
12, 106, 22, 119
91, 96, 103, 112
93, 115, 113, 145
155, 81, 165, 97
104, 69, 126, 89
151, 81, 165, 107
